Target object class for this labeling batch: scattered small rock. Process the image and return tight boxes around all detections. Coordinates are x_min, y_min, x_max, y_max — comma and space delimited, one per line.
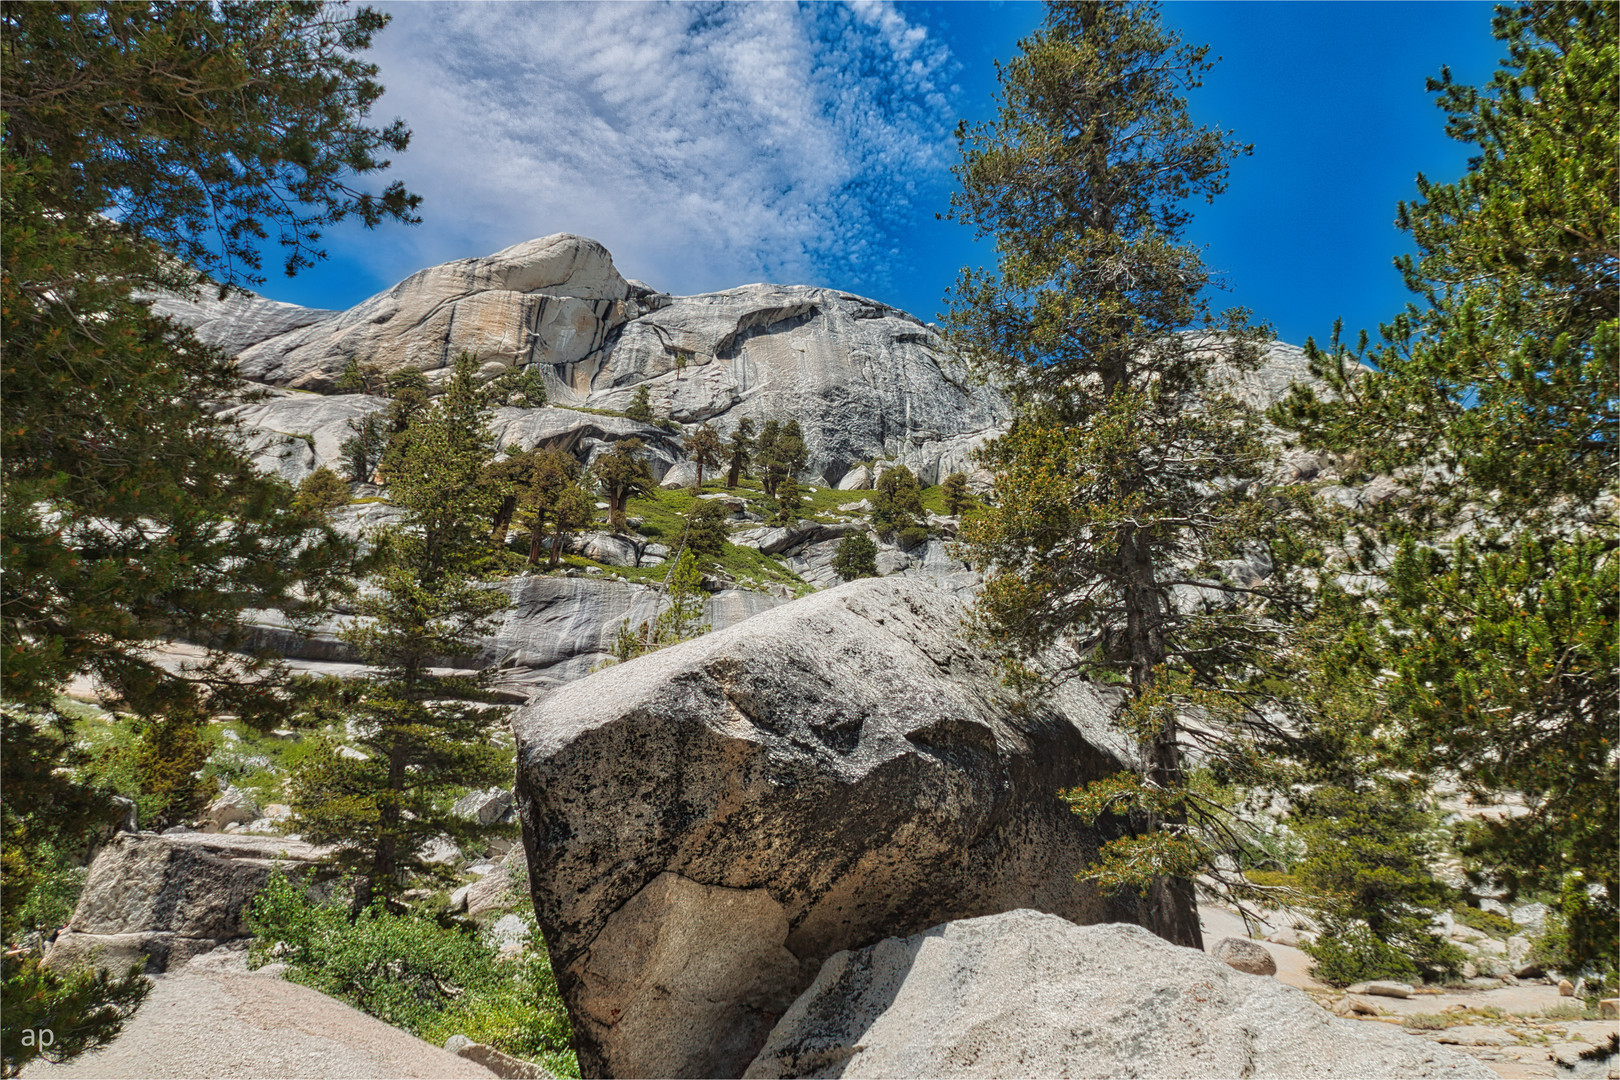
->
1367, 981, 1416, 999
1209, 935, 1277, 976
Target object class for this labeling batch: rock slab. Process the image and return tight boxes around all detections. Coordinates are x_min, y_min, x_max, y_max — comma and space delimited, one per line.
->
512, 576, 1168, 1079
22, 947, 491, 1079
47, 832, 326, 974
744, 910, 1496, 1079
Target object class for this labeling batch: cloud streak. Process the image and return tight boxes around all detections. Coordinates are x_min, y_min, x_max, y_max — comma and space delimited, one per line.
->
356, 0, 959, 299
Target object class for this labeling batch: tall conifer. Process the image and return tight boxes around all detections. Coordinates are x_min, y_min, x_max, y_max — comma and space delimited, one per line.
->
949, 0, 1309, 945
290, 357, 512, 911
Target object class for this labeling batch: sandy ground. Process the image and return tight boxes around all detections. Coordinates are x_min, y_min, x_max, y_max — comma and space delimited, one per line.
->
22, 948, 495, 1080
1201, 903, 1619, 1080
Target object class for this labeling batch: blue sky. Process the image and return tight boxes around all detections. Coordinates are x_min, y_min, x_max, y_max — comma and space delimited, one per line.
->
264, 1, 1506, 352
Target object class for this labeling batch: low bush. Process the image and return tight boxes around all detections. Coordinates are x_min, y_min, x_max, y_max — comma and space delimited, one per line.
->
247, 873, 577, 1077
1302, 922, 1423, 987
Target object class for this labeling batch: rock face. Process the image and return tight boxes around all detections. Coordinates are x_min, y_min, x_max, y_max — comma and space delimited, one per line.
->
512, 576, 1170, 1079
744, 911, 1495, 1080
165, 234, 1010, 486
480, 575, 783, 686
575, 284, 1009, 485
162, 235, 634, 391
46, 832, 326, 974
242, 574, 783, 689
218, 388, 685, 489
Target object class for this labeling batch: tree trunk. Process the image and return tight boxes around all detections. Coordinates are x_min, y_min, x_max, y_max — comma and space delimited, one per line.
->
1119, 522, 1201, 948
527, 511, 549, 566
491, 494, 517, 547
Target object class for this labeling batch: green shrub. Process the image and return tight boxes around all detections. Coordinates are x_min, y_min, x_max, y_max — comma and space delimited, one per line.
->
15, 842, 88, 937
1290, 782, 1462, 985
895, 523, 929, 550
133, 713, 214, 831
1535, 873, 1619, 981
248, 873, 577, 1076
1302, 923, 1421, 987
831, 532, 878, 581
294, 467, 350, 516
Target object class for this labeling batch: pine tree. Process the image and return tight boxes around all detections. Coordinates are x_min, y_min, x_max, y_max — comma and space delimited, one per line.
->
289, 357, 512, 910
625, 384, 655, 423
682, 424, 724, 490
544, 482, 597, 570
773, 475, 804, 526
754, 420, 782, 497
516, 449, 585, 567
295, 467, 352, 518
755, 419, 806, 498
593, 440, 654, 531
832, 532, 880, 581
685, 501, 731, 562
653, 551, 711, 645
724, 418, 756, 488
609, 550, 711, 661
871, 465, 926, 547
949, 0, 1308, 947
340, 412, 389, 483
941, 472, 973, 517
1274, 1, 1617, 966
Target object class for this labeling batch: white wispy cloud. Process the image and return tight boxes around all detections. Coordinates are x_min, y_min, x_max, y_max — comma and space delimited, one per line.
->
351, 0, 959, 298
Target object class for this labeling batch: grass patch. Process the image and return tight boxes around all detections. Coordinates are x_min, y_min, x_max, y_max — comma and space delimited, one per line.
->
207, 724, 330, 806
1541, 1002, 1602, 1021
1244, 869, 1301, 889
1452, 904, 1518, 939
619, 484, 809, 592
1402, 1013, 1453, 1031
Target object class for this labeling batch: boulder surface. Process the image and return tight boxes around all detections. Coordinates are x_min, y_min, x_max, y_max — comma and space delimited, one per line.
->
1210, 934, 1280, 976
512, 576, 1170, 1079
47, 832, 326, 974
744, 910, 1496, 1079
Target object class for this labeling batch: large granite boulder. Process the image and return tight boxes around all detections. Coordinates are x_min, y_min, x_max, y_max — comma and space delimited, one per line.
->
46, 832, 327, 974
745, 911, 1494, 1079
512, 576, 1170, 1079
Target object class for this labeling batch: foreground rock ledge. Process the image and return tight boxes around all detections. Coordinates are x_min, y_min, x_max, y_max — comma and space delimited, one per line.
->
513, 576, 1171, 1079
46, 831, 327, 975
745, 911, 1496, 1079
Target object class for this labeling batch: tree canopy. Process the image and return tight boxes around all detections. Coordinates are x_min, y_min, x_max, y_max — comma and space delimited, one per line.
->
1274, 0, 1617, 968
2, 1, 420, 287
2, 4, 420, 1069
